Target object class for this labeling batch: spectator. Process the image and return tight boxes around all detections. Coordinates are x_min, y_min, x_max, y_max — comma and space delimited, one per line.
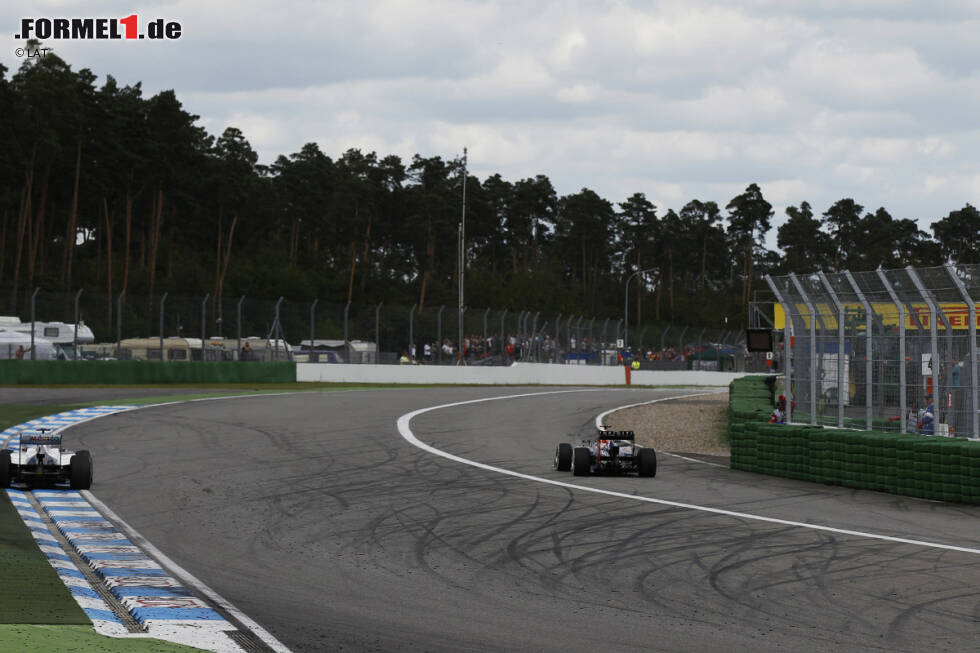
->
241, 341, 251, 361
769, 395, 787, 424
918, 394, 935, 435
15, 345, 25, 360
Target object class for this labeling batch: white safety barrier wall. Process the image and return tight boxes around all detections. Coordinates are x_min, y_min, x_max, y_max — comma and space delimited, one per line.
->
296, 362, 755, 386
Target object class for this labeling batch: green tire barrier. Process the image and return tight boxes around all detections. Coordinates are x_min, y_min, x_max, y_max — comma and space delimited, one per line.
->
0, 360, 296, 385
727, 376, 980, 505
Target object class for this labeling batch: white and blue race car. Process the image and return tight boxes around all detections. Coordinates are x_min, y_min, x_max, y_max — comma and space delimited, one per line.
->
554, 425, 657, 477
0, 427, 92, 490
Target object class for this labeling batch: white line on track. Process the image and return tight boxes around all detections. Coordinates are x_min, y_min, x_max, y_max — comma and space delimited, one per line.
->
396, 389, 980, 557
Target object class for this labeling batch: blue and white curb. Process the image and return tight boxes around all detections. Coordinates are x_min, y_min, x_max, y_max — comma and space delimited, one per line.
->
32, 489, 242, 652
1, 406, 140, 451
3, 407, 248, 652
5, 489, 129, 636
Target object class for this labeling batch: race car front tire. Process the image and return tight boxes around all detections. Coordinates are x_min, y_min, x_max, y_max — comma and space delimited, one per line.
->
70, 450, 93, 490
638, 447, 657, 477
0, 450, 10, 488
572, 447, 591, 476
555, 443, 572, 471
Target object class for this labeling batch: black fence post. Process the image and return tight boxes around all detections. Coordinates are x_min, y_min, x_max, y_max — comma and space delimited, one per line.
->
236, 296, 245, 361
200, 293, 209, 361
309, 298, 318, 362
30, 288, 39, 360
159, 292, 167, 361
115, 290, 125, 358
73, 289, 83, 360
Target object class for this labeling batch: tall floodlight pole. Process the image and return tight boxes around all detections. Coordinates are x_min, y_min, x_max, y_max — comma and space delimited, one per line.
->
458, 147, 467, 362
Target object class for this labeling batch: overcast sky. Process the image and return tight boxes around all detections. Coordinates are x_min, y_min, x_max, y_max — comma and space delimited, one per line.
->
4, 1, 979, 249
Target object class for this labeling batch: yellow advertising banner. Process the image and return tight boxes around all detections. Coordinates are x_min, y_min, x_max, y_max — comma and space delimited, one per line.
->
773, 302, 980, 330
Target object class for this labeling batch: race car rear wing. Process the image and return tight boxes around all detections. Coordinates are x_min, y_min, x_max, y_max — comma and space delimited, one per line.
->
597, 430, 635, 440
21, 432, 62, 446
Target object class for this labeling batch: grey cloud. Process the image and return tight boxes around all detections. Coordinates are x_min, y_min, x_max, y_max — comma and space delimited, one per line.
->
1, 0, 976, 248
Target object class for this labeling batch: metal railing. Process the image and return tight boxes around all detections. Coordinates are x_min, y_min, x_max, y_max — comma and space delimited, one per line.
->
765, 264, 979, 439
1, 288, 755, 370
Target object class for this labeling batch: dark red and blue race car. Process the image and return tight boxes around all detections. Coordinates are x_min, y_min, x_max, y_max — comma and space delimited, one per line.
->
554, 425, 657, 477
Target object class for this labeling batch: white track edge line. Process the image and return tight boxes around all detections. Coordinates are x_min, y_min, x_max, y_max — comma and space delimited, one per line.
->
84, 491, 292, 653
396, 389, 980, 557
595, 390, 730, 467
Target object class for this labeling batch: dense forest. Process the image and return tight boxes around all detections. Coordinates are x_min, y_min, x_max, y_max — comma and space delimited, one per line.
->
1, 48, 978, 334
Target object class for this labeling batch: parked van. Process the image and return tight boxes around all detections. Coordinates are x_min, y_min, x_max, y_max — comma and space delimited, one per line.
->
117, 337, 204, 361
239, 337, 293, 362
0, 329, 58, 359
0, 316, 94, 359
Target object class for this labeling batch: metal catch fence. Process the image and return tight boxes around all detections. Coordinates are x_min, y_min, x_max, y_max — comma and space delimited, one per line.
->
764, 264, 979, 440
2, 288, 755, 370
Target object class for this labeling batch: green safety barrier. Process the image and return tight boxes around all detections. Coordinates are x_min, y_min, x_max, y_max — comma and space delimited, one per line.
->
727, 376, 980, 505
0, 360, 296, 385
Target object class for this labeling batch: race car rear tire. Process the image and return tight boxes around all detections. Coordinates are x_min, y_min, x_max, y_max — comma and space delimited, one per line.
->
555, 443, 572, 471
70, 450, 92, 490
0, 450, 10, 488
572, 447, 591, 476
638, 447, 657, 478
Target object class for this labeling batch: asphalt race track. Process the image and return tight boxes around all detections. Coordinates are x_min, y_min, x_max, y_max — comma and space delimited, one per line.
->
67, 387, 980, 652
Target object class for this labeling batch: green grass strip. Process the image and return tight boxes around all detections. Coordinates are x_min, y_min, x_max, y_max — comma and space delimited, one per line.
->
0, 492, 88, 624
0, 404, 93, 432
0, 625, 207, 651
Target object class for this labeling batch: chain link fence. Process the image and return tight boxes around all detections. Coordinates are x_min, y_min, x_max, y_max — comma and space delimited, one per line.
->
1, 287, 759, 371
764, 264, 979, 440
